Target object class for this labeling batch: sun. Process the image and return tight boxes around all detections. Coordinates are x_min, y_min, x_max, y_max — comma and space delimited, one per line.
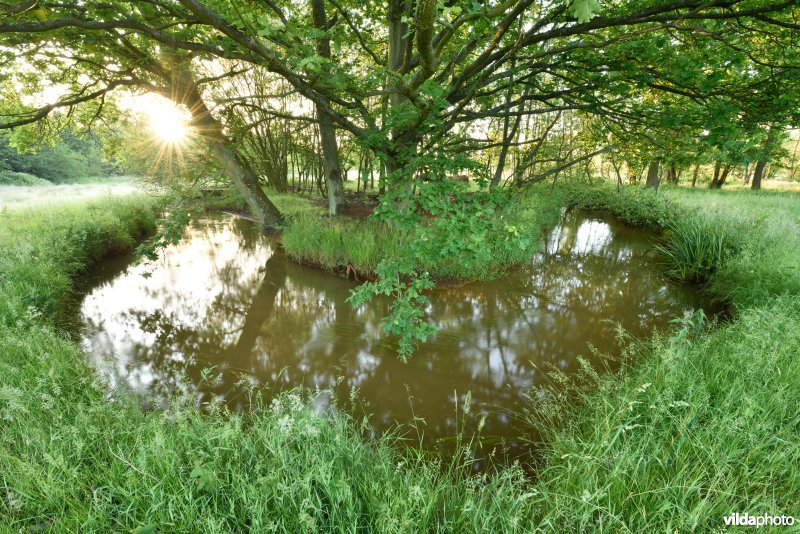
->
145, 101, 191, 144
125, 93, 192, 144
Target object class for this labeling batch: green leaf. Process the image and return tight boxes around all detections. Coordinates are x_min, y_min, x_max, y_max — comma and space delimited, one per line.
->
570, 0, 602, 23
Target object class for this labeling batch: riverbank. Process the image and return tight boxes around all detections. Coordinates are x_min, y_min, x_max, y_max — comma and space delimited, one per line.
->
215, 184, 566, 282
524, 182, 800, 530
0, 194, 543, 530
1, 185, 798, 531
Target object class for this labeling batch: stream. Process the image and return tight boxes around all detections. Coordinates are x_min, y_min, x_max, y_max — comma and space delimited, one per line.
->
76, 210, 713, 468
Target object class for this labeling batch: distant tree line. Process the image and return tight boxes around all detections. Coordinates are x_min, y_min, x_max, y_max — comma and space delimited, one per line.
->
0, 130, 113, 183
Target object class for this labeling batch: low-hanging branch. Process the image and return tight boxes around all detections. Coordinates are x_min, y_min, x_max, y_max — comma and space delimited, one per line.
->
517, 145, 616, 187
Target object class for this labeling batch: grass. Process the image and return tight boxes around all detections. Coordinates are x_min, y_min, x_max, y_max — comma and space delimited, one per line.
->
0, 195, 159, 324
0, 181, 143, 212
561, 182, 800, 308
282, 213, 399, 275
1, 181, 799, 531
525, 296, 800, 531
281, 186, 565, 280
0, 193, 547, 532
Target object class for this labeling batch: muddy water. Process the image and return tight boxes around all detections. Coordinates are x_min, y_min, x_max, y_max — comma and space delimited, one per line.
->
77, 210, 709, 464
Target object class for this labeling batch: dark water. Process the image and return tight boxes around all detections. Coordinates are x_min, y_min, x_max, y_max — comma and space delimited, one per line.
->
77, 210, 709, 464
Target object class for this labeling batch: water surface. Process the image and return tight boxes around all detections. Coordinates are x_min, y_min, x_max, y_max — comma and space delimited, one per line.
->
78, 210, 708, 463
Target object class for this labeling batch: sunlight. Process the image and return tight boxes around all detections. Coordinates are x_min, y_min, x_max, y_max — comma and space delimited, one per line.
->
145, 99, 190, 144
125, 93, 191, 144
149, 110, 188, 143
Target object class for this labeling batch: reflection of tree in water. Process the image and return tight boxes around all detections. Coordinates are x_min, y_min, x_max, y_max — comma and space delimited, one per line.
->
80, 211, 705, 456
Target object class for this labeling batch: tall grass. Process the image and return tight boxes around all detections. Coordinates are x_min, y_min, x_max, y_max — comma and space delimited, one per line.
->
655, 215, 741, 282
664, 187, 800, 308
0, 195, 159, 325
525, 297, 800, 531
282, 213, 398, 275
282, 186, 564, 281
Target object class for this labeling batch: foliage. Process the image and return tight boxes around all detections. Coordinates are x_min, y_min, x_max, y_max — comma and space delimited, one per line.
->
0, 170, 50, 186
349, 260, 437, 359
0, 130, 111, 183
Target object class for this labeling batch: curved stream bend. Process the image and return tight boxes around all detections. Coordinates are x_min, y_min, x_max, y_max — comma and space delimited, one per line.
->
77, 210, 710, 463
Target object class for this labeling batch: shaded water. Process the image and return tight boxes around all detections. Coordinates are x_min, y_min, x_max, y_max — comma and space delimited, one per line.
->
78, 211, 709, 464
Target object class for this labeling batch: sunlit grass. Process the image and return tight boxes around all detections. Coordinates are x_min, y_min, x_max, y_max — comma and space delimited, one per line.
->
0, 179, 143, 211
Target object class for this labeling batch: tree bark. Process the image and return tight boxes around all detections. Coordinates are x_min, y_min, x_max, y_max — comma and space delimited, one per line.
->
751, 126, 776, 191
709, 161, 721, 188
385, 0, 417, 207
751, 160, 767, 190
174, 63, 283, 231
666, 162, 679, 184
491, 107, 521, 188
311, 0, 345, 215
710, 163, 731, 189
644, 161, 660, 189
691, 163, 700, 187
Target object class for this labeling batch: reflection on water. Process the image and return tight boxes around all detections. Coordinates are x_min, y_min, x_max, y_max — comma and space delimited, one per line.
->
78, 211, 708, 463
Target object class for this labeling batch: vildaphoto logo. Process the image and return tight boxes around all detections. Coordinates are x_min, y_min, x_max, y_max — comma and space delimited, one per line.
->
723, 513, 796, 528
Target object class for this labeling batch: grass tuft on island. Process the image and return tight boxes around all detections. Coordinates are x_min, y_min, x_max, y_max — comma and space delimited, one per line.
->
280, 187, 565, 281
1, 183, 799, 531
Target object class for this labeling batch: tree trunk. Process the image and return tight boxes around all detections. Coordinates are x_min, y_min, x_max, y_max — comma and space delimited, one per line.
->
751, 160, 767, 190
691, 164, 700, 187
666, 162, 678, 183
710, 163, 731, 189
385, 0, 417, 206
709, 161, 721, 188
311, 0, 345, 215
717, 165, 731, 188
175, 63, 283, 231
752, 126, 776, 191
644, 161, 660, 189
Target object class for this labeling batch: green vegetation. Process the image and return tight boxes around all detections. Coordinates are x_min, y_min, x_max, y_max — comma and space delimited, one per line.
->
0, 131, 113, 184
2, 0, 800, 527
214, 184, 564, 281
281, 201, 564, 281
526, 296, 800, 531
0, 169, 50, 186
2, 186, 798, 530
0, 196, 158, 324
562, 183, 800, 308
282, 213, 398, 275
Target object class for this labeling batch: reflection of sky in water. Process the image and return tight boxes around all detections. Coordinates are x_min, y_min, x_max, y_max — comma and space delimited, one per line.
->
79, 211, 708, 461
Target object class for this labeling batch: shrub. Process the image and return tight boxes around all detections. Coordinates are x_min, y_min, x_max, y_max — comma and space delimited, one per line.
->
0, 170, 51, 186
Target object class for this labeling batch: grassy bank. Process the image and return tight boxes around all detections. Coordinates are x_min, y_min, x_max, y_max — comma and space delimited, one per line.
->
2, 185, 798, 531
523, 182, 800, 529
562, 183, 800, 307
281, 187, 564, 280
